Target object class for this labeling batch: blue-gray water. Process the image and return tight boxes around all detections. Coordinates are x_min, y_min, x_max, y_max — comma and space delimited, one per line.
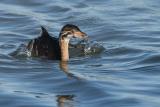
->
0, 0, 160, 107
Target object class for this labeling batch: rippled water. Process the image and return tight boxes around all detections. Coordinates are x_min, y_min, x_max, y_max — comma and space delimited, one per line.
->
0, 0, 160, 107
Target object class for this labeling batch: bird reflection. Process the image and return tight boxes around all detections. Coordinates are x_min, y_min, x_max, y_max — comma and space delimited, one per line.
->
59, 61, 68, 72
59, 61, 80, 79
57, 95, 75, 107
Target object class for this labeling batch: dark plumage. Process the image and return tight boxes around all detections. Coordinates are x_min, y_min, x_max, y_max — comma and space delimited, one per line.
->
27, 24, 87, 60
27, 26, 60, 60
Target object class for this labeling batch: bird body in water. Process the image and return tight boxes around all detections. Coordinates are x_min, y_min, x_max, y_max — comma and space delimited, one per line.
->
27, 24, 87, 61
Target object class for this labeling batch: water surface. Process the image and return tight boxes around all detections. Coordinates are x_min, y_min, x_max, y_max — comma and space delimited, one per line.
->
0, 0, 160, 107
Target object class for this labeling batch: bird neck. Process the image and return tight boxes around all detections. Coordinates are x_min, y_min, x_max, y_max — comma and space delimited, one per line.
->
59, 37, 70, 61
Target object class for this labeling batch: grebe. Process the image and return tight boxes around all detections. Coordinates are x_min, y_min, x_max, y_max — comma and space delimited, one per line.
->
27, 24, 87, 61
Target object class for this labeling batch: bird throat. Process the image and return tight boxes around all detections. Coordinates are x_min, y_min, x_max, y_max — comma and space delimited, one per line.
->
60, 38, 70, 61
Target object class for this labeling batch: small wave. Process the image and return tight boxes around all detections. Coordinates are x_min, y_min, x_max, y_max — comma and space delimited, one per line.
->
139, 54, 160, 64
132, 54, 160, 70
106, 46, 143, 57
9, 43, 28, 59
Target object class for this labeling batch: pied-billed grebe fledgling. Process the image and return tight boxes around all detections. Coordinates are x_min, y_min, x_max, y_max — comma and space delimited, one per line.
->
27, 24, 87, 61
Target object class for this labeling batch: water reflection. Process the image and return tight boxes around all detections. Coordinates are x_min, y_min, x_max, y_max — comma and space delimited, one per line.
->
57, 95, 75, 107
59, 61, 68, 72
59, 61, 80, 80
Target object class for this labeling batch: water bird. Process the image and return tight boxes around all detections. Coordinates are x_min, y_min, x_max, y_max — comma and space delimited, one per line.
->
27, 24, 87, 61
